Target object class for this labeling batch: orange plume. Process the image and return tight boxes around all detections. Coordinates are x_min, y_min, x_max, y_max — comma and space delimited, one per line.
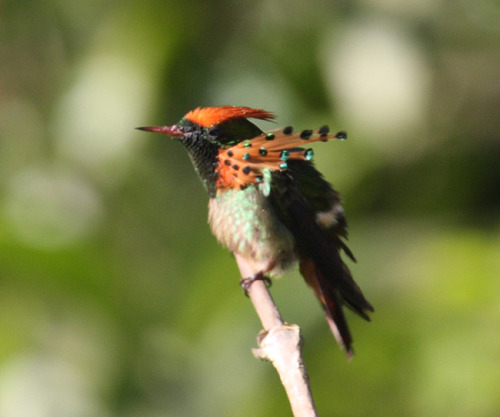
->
215, 127, 346, 190
184, 106, 275, 128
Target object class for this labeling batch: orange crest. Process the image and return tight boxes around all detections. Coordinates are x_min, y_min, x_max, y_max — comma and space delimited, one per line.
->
184, 106, 275, 127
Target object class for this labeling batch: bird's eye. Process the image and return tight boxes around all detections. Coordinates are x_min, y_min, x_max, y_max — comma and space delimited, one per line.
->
208, 125, 222, 137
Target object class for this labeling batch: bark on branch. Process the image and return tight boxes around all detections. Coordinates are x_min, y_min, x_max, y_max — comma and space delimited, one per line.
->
237, 261, 319, 417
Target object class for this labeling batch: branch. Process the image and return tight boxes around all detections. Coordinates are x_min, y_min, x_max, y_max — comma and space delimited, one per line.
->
237, 260, 319, 417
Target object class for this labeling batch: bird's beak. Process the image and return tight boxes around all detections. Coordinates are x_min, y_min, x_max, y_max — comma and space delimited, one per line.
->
136, 125, 183, 138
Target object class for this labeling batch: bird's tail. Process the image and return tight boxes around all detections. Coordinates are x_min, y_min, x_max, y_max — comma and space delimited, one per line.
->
300, 257, 368, 359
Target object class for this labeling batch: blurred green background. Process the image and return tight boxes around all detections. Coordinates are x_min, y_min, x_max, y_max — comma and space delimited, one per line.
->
1, 0, 499, 416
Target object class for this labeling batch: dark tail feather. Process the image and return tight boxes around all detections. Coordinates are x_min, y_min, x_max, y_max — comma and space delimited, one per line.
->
268, 176, 373, 356
300, 258, 354, 358
282, 190, 374, 319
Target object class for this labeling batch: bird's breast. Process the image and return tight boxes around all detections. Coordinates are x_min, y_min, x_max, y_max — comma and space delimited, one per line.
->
208, 185, 296, 276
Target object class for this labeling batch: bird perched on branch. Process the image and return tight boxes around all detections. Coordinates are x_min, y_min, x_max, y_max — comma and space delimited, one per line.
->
138, 106, 373, 357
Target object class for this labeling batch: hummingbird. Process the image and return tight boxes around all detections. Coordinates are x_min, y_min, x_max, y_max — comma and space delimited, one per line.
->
138, 106, 373, 357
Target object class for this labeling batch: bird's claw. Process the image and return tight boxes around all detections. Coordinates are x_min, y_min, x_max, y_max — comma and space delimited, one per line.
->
240, 272, 272, 296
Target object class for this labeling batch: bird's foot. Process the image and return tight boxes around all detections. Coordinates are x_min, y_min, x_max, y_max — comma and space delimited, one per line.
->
240, 272, 272, 296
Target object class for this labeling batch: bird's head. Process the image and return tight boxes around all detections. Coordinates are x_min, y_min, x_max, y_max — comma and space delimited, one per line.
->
138, 106, 275, 196
138, 106, 275, 149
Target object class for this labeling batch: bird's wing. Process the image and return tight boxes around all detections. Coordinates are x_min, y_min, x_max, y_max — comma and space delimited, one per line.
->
268, 161, 373, 354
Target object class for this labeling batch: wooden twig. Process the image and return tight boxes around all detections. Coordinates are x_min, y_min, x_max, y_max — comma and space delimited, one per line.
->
237, 261, 319, 417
